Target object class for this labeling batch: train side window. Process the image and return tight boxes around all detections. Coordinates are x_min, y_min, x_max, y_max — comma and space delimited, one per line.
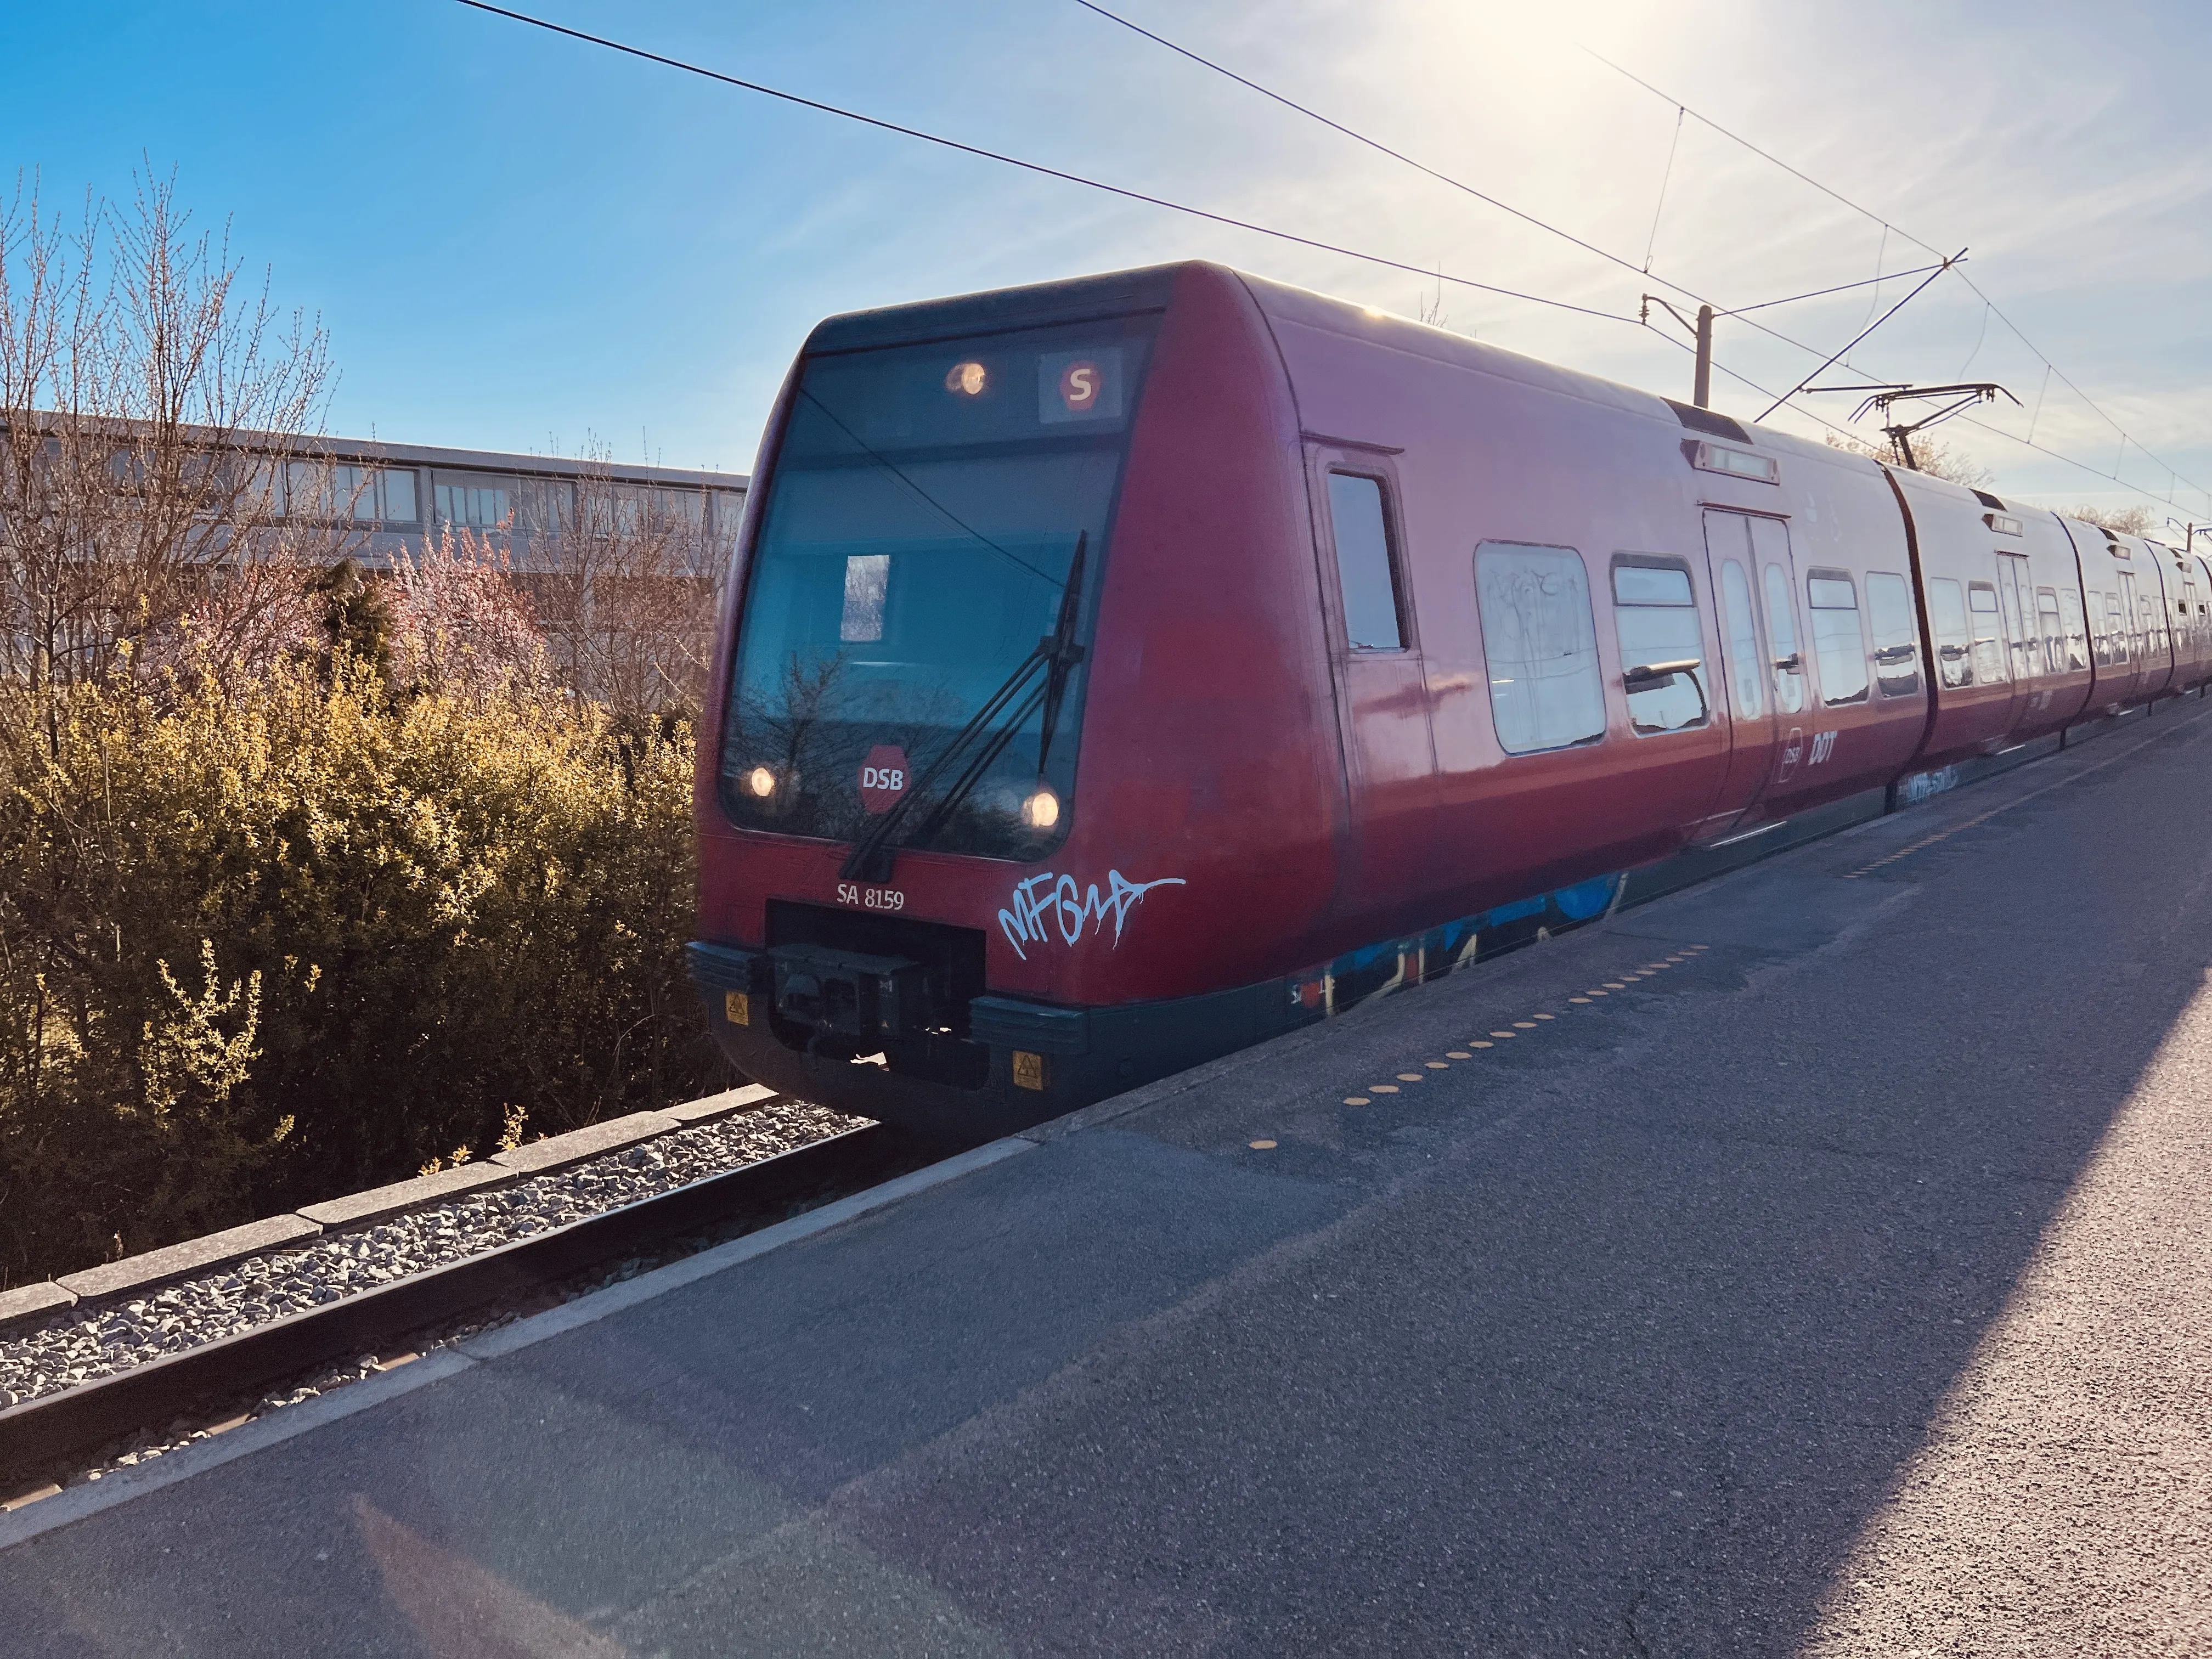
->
1326, 472, 1404, 651
1610, 555, 1707, 734
2111, 582, 2135, 663
1718, 558, 1765, 718
1806, 569, 1870, 705
2059, 590, 2089, 670
1865, 572, 1920, 697
1928, 578, 1972, 687
1968, 582, 2006, 683
2035, 588, 2064, 673
1475, 542, 1605, 754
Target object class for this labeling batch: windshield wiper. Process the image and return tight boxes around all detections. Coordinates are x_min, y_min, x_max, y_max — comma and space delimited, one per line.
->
1034, 532, 1088, 775
840, 533, 1086, 883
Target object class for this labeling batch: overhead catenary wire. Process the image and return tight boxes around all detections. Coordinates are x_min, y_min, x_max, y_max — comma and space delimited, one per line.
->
1063, 1, 2078, 453
457, 0, 2197, 515
1071, 0, 1881, 338
1580, 43, 2209, 510
1084, 1, 2202, 512
450, 0, 1638, 326
1755, 252, 1966, 421
456, 0, 1952, 448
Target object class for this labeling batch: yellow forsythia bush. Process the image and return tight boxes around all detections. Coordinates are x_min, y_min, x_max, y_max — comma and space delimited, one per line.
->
0, 661, 719, 1284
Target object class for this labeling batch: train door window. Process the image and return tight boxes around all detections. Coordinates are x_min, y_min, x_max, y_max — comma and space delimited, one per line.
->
1865, 572, 1920, 696
2119, 572, 2142, 662
1718, 557, 1764, 718
1475, 542, 1605, 754
1805, 570, 1870, 705
2060, 590, 2089, 670
2036, 588, 2064, 673
1995, 557, 2034, 681
1751, 518, 1807, 714
1326, 472, 1404, 651
1968, 582, 2005, 683
1928, 578, 1972, 687
1610, 555, 1707, 733
2104, 591, 2129, 663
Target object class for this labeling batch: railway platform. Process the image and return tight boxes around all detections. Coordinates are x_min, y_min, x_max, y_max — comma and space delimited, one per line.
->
5, 703, 2211, 1655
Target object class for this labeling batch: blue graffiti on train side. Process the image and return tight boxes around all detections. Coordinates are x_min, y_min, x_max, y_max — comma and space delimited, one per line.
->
1286, 872, 1625, 1017
998, 868, 1188, 960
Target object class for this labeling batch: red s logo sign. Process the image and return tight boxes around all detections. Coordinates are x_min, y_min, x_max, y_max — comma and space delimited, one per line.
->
1060, 361, 1100, 411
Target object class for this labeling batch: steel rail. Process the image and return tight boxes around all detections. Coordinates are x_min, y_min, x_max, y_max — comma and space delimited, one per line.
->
0, 1124, 918, 1490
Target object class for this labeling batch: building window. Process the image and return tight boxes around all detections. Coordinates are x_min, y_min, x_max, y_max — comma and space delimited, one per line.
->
1475, 542, 1604, 754
1865, 571, 1920, 697
1326, 472, 1404, 651
1610, 555, 1707, 733
521, 478, 574, 535
435, 475, 516, 531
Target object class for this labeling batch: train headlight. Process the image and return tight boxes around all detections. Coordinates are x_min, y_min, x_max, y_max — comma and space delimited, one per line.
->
744, 766, 777, 799
1022, 787, 1060, 830
945, 360, 987, 396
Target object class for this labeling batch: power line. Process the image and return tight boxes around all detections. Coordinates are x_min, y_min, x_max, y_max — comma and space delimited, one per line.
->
1065, 3, 1992, 420
1756, 252, 1966, 421
1725, 262, 1946, 314
455, 0, 2200, 516
452, 0, 1638, 325
1579, 44, 2209, 510
1073, 0, 1881, 339
1070, 0, 1708, 307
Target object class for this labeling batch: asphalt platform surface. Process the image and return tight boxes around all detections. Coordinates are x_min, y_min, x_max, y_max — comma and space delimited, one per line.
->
7, 705, 2212, 1656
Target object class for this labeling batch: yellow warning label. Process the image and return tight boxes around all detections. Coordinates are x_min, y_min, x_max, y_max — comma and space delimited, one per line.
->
725, 991, 750, 1028
1012, 1050, 1048, 1091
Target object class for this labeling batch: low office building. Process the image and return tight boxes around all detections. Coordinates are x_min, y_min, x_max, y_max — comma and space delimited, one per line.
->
248, 435, 748, 571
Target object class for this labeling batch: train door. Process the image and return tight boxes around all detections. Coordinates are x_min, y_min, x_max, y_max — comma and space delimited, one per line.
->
1994, 553, 2035, 732
1699, 510, 1802, 835
2119, 571, 2145, 692
1308, 448, 1437, 921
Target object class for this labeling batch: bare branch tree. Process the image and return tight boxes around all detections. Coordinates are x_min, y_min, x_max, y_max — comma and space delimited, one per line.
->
524, 443, 733, 726
0, 167, 357, 704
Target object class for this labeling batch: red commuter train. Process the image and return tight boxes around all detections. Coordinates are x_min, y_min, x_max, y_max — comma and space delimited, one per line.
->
690, 261, 2212, 1141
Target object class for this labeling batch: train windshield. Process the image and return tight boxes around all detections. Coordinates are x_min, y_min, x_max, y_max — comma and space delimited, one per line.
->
719, 314, 1157, 859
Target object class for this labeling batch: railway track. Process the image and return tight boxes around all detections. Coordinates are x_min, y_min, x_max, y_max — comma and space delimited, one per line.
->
0, 1118, 937, 1497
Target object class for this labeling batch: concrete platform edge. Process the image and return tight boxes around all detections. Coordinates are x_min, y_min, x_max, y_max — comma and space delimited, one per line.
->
0, 1137, 1034, 1550
0, 1349, 477, 1553
455, 1136, 1036, 1365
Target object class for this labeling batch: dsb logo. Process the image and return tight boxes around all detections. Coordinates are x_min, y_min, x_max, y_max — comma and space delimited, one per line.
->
858, 744, 909, 814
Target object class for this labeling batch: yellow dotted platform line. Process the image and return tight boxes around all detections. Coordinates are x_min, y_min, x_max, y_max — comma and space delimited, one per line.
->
1330, 944, 1711, 1109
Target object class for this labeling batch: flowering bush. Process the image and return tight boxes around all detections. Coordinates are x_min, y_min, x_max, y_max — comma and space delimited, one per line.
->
0, 657, 720, 1285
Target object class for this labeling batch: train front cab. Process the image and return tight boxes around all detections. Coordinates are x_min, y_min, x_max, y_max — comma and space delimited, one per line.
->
691, 264, 1348, 1142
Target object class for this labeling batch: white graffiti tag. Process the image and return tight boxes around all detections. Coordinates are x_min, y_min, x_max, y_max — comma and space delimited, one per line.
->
997, 869, 1187, 960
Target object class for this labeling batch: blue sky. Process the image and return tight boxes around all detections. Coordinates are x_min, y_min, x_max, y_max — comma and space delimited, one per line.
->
3, 1, 2206, 523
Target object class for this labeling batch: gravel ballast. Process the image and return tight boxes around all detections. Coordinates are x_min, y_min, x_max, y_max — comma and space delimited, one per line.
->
0, 1097, 865, 1411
